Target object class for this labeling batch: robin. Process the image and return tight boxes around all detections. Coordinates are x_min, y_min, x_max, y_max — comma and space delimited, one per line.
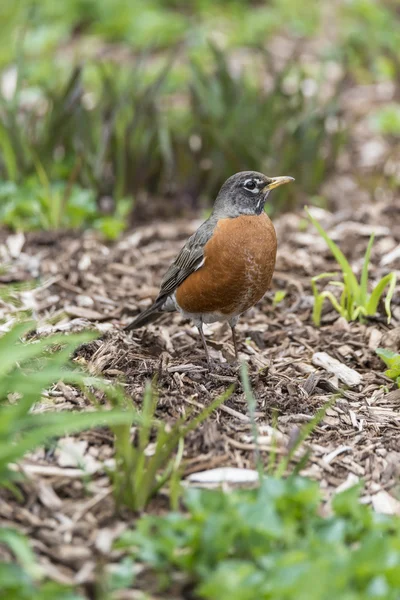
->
125, 171, 294, 366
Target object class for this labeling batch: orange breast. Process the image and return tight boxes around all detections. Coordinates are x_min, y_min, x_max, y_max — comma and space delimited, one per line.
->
175, 213, 277, 316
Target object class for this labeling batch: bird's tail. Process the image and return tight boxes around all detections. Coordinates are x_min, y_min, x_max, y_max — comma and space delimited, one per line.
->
124, 298, 165, 331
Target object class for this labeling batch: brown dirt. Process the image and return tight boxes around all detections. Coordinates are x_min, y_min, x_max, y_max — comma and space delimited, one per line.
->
0, 199, 399, 591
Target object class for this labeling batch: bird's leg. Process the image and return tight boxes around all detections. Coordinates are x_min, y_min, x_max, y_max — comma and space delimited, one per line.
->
229, 317, 240, 361
231, 324, 239, 360
197, 322, 212, 368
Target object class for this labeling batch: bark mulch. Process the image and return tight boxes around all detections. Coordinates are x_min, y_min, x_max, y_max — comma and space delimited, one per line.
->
0, 199, 399, 588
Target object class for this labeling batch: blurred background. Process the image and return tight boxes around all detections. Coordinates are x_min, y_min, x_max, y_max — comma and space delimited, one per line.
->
0, 0, 399, 239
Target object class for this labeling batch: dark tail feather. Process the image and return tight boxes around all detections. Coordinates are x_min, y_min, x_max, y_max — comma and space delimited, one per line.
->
124, 298, 164, 331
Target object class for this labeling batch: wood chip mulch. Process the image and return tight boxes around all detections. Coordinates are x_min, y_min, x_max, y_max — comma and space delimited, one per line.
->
0, 198, 399, 589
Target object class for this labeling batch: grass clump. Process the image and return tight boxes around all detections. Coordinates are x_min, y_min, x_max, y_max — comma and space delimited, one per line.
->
117, 479, 400, 599
0, 49, 344, 230
187, 45, 343, 210
111, 380, 233, 512
306, 208, 397, 326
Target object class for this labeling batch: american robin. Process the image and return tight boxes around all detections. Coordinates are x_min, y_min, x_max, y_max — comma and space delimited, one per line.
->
125, 171, 294, 366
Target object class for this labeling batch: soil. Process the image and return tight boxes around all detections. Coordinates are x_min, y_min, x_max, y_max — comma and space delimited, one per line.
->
0, 198, 399, 592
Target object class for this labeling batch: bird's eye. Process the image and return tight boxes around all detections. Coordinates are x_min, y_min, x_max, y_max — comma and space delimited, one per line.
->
244, 179, 258, 193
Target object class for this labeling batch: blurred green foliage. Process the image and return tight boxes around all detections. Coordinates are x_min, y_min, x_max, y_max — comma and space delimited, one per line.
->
338, 0, 400, 82
0, 528, 83, 600
371, 105, 400, 137
0, 0, 398, 234
0, 179, 130, 238
117, 477, 400, 599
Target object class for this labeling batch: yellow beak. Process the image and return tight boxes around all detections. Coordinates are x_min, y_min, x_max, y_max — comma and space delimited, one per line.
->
263, 176, 295, 191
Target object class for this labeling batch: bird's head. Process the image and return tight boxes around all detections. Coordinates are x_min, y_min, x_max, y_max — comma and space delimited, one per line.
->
213, 171, 294, 218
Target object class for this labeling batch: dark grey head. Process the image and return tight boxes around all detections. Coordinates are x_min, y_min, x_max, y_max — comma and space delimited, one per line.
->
212, 171, 294, 218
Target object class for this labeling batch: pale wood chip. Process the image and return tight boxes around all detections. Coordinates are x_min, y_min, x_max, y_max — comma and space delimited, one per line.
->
37, 481, 63, 510
312, 351, 363, 387
65, 305, 105, 320
372, 490, 400, 515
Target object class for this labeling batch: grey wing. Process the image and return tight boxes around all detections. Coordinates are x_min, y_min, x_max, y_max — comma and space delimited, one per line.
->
156, 219, 215, 301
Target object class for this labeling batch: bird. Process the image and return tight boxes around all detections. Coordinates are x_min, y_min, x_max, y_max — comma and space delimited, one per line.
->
125, 171, 294, 367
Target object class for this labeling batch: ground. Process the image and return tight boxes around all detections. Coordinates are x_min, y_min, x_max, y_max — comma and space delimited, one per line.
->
0, 198, 399, 590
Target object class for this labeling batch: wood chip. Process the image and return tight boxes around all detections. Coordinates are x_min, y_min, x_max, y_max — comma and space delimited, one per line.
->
372, 490, 400, 515
6, 232, 25, 258
37, 481, 63, 509
65, 305, 105, 320
312, 352, 363, 387
187, 467, 259, 485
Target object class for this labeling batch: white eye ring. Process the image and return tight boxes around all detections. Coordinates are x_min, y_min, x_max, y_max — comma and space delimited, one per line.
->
244, 179, 260, 193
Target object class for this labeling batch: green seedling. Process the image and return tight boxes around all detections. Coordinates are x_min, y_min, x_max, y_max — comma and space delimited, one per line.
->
306, 208, 397, 326
376, 348, 400, 387
272, 290, 287, 306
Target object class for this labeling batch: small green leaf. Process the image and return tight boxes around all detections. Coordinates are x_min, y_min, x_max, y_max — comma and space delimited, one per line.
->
273, 290, 287, 306
306, 208, 360, 299
376, 348, 400, 369
359, 233, 374, 306
367, 272, 397, 322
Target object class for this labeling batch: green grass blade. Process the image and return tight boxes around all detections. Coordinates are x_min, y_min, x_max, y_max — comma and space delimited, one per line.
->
0, 122, 18, 181
241, 363, 263, 479
313, 290, 347, 325
0, 528, 42, 578
360, 234, 375, 306
0, 328, 96, 380
0, 409, 134, 473
384, 272, 397, 323
275, 397, 336, 478
311, 273, 339, 326
367, 272, 397, 322
305, 208, 360, 299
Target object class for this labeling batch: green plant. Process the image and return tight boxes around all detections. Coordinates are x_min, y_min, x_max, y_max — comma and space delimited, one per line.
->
0, 528, 83, 599
338, 0, 400, 83
272, 290, 287, 306
188, 45, 344, 209
111, 380, 233, 511
116, 478, 400, 599
0, 58, 176, 231
306, 208, 397, 325
0, 24, 347, 234
0, 320, 142, 597
376, 348, 400, 387
0, 321, 134, 488
0, 179, 130, 239
371, 104, 400, 137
